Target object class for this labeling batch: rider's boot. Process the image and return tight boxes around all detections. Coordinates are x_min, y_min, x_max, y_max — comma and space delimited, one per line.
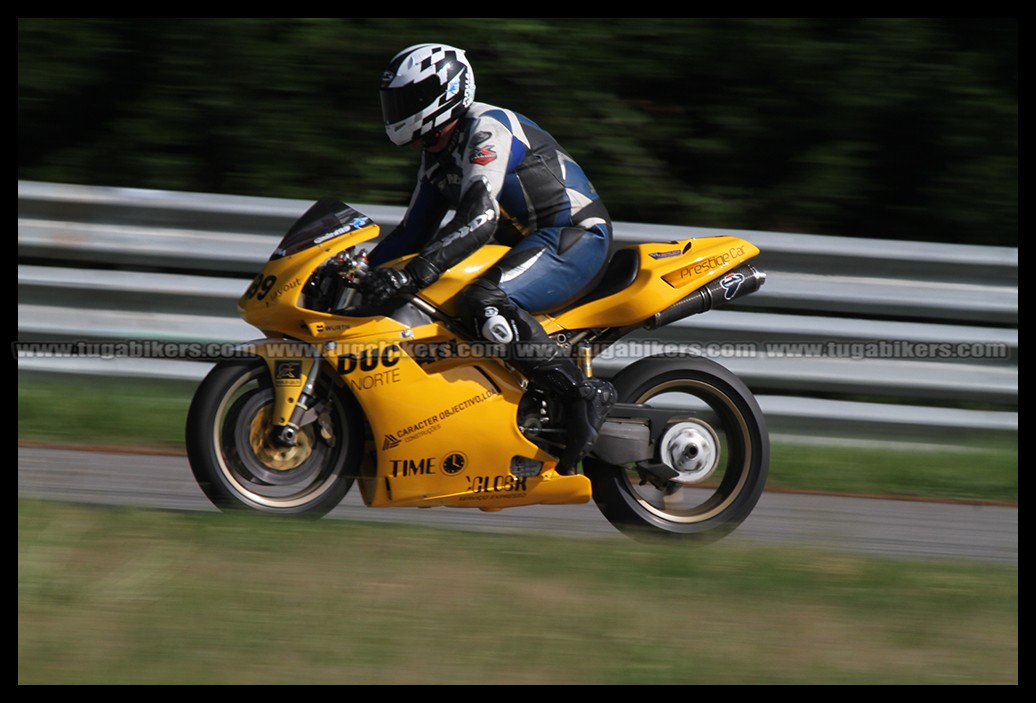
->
528, 357, 617, 475
461, 284, 617, 475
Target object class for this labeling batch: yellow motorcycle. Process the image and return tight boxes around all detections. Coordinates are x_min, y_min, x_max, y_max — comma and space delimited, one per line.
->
186, 198, 769, 542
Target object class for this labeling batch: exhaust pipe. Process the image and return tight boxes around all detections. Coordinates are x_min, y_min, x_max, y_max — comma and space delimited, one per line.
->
646, 263, 766, 330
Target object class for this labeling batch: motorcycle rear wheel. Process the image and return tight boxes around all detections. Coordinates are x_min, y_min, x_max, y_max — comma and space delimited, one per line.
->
584, 355, 769, 543
186, 357, 364, 516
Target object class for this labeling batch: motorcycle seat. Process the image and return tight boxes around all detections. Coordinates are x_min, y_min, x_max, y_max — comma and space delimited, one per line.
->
548, 247, 640, 314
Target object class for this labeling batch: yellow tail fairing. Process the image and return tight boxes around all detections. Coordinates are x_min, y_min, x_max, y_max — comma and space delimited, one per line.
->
543, 236, 761, 333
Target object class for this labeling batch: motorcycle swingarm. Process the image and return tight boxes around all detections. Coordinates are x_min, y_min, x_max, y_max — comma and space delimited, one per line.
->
594, 402, 691, 481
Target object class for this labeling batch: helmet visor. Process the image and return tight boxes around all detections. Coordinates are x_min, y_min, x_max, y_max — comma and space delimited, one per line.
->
380, 75, 446, 125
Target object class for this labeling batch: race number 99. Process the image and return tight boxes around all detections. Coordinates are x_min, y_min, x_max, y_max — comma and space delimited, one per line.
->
244, 274, 277, 301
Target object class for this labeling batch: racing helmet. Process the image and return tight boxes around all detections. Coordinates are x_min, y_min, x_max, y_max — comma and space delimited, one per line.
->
380, 43, 475, 147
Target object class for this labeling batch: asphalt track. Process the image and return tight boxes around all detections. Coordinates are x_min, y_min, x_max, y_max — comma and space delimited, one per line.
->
17, 445, 1017, 564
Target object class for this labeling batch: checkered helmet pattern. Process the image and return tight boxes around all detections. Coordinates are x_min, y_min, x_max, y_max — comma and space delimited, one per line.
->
380, 44, 476, 146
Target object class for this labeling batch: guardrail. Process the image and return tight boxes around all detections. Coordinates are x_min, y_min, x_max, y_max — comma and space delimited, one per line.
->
17, 180, 1018, 445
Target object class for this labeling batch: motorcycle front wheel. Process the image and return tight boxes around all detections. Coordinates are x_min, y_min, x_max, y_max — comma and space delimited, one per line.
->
185, 356, 364, 516
584, 354, 769, 543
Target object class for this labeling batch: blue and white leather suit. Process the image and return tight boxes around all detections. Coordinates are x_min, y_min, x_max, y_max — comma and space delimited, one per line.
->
369, 102, 612, 336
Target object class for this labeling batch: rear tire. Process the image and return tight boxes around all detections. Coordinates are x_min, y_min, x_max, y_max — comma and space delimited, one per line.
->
584, 354, 768, 543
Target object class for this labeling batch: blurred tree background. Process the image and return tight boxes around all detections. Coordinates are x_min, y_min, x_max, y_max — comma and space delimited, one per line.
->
18, 18, 1017, 246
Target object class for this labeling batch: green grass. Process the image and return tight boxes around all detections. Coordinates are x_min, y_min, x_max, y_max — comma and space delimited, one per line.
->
18, 371, 1018, 504
769, 439, 1017, 503
17, 498, 1018, 684
18, 372, 196, 451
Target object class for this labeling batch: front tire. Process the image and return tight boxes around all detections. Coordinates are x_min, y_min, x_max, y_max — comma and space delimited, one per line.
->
185, 357, 364, 516
584, 355, 769, 543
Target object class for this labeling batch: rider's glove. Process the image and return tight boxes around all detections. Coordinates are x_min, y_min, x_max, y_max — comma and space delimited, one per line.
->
363, 267, 416, 305
363, 256, 441, 306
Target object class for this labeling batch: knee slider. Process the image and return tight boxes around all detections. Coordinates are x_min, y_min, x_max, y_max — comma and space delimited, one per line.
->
481, 311, 516, 344
460, 279, 518, 343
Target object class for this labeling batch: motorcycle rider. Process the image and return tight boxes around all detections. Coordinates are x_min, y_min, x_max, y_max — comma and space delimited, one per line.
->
364, 43, 616, 475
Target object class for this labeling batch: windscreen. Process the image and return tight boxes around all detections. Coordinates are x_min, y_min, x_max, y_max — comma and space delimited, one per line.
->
270, 197, 373, 260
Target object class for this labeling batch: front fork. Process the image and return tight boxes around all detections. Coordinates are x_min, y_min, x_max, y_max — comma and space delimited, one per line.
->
237, 338, 323, 447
